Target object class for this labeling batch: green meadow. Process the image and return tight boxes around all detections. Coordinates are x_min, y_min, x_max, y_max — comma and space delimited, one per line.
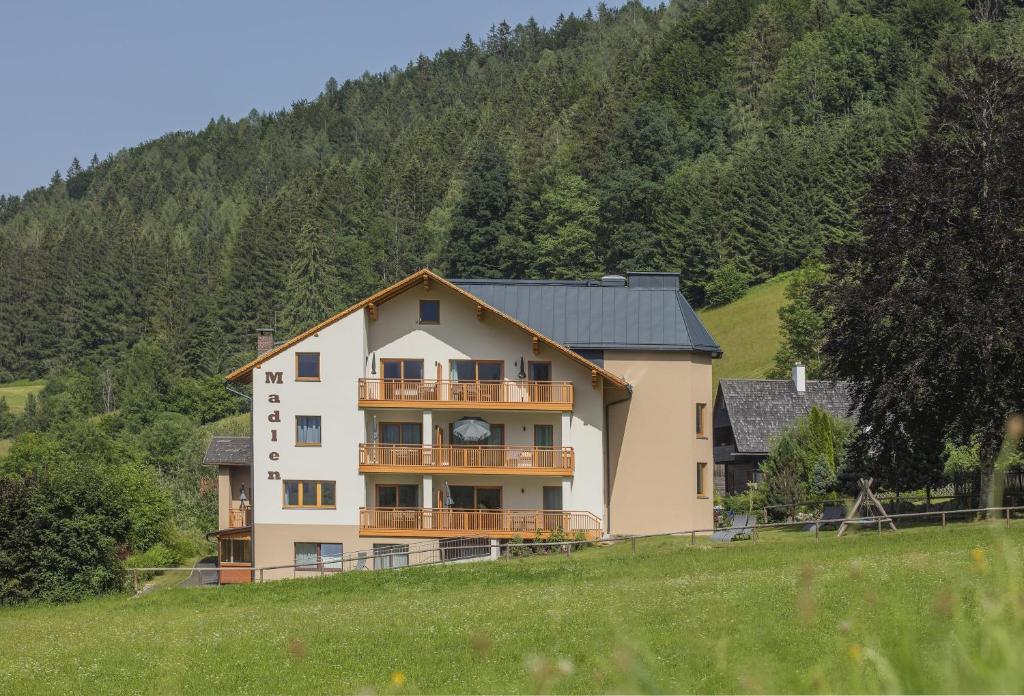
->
2, 521, 1022, 694
0, 378, 45, 413
698, 274, 791, 390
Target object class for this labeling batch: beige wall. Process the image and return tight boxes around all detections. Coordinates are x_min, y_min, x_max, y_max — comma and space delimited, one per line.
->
604, 350, 714, 535
254, 523, 442, 581
217, 465, 253, 529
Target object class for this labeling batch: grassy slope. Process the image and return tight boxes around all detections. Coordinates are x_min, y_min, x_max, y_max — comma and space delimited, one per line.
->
698, 274, 791, 390
2, 522, 1022, 694
0, 378, 45, 413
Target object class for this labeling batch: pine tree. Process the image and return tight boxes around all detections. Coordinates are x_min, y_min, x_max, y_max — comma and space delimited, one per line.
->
535, 175, 600, 278
444, 138, 516, 279
282, 221, 340, 337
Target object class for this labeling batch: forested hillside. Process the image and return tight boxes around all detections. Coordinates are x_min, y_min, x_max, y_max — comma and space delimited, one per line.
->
0, 0, 1007, 384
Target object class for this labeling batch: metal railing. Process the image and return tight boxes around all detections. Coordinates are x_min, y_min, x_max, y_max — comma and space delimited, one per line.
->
358, 443, 574, 472
358, 378, 574, 406
131, 505, 1024, 590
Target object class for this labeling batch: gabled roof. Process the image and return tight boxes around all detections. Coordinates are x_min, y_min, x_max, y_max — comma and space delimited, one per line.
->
225, 269, 629, 388
717, 379, 855, 455
453, 274, 720, 353
204, 436, 252, 466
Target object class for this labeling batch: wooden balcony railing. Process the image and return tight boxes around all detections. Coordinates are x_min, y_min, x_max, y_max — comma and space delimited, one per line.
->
359, 443, 574, 476
358, 379, 574, 410
229, 508, 252, 528
359, 507, 602, 539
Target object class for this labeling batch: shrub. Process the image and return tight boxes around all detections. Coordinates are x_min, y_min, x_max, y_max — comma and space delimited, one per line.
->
704, 260, 751, 307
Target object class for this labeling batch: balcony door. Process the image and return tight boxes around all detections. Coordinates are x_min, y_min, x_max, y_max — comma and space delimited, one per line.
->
379, 423, 423, 467
380, 359, 425, 400
450, 360, 504, 402
447, 485, 501, 532
543, 486, 564, 530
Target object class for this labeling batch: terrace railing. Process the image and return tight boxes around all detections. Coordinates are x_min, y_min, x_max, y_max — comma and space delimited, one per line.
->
359, 507, 602, 539
359, 443, 574, 475
358, 378, 574, 409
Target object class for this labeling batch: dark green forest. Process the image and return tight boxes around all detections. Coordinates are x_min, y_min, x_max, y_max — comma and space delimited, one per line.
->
4, 0, 1018, 384
2, 0, 1024, 603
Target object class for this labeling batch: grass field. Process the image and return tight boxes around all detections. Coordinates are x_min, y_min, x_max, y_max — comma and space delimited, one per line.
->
2, 522, 1023, 694
698, 274, 791, 390
0, 378, 45, 413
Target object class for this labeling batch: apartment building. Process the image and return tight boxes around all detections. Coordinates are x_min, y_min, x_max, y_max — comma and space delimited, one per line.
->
208, 269, 720, 581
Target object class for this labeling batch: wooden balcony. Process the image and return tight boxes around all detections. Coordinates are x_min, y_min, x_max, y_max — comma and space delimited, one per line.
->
358, 379, 573, 411
228, 508, 252, 528
359, 507, 602, 539
359, 443, 574, 476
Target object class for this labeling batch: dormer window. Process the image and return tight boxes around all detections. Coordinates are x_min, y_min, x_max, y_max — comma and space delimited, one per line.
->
419, 299, 440, 324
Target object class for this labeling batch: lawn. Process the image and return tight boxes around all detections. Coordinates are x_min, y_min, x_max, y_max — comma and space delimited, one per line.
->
2, 522, 1022, 694
0, 378, 45, 413
698, 274, 791, 390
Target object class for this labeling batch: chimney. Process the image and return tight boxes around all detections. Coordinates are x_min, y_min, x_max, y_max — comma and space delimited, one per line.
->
256, 328, 274, 355
792, 363, 806, 393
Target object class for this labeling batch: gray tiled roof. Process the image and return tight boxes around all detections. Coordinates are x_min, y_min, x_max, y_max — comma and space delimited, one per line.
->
204, 436, 252, 466
453, 273, 720, 354
717, 379, 855, 454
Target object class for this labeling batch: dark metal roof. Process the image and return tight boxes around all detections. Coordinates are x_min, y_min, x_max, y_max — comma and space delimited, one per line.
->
204, 436, 252, 466
716, 379, 856, 455
452, 274, 720, 354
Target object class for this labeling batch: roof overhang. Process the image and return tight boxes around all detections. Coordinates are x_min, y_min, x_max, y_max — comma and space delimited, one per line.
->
225, 269, 630, 390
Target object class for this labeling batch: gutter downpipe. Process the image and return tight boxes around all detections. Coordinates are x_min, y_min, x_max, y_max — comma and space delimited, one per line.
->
603, 386, 633, 536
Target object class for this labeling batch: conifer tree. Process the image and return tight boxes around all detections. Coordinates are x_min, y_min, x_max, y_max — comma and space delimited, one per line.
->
282, 221, 339, 337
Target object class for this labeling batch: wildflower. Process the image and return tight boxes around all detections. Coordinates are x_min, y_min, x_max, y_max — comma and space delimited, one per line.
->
970, 547, 987, 573
390, 672, 406, 687
848, 643, 863, 663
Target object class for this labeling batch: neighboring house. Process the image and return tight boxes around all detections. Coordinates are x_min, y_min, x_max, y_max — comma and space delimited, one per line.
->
712, 365, 854, 495
208, 268, 720, 581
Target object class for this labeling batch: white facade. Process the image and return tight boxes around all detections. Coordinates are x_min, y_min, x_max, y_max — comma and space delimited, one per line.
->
249, 282, 607, 549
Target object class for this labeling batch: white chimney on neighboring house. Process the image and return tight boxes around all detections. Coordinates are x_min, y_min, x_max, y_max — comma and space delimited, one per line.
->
792, 362, 806, 393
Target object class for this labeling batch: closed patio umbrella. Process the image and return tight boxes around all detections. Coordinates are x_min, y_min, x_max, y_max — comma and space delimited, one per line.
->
452, 417, 490, 442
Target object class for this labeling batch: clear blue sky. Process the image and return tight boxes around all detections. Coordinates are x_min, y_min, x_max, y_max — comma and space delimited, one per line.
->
1, 1, 623, 197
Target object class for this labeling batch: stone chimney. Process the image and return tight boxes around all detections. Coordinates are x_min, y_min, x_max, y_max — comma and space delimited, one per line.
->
256, 328, 274, 355
792, 362, 806, 393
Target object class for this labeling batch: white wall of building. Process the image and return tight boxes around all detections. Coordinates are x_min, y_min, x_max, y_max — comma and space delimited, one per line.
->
251, 310, 367, 527
250, 282, 608, 535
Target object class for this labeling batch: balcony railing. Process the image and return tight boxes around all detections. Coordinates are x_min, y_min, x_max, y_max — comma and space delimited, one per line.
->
358, 379, 574, 410
359, 443, 574, 475
359, 507, 602, 539
228, 508, 252, 528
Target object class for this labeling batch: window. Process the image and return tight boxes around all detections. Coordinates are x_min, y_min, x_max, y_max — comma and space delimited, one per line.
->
296, 352, 320, 381
381, 358, 424, 381
449, 485, 501, 510
450, 423, 504, 446
534, 424, 554, 448
696, 403, 707, 437
283, 480, 336, 508
373, 543, 410, 570
380, 422, 423, 445
697, 462, 707, 497
296, 416, 322, 446
295, 542, 343, 571
418, 299, 440, 324
528, 362, 552, 382
376, 484, 419, 508
450, 359, 504, 382
219, 538, 251, 564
